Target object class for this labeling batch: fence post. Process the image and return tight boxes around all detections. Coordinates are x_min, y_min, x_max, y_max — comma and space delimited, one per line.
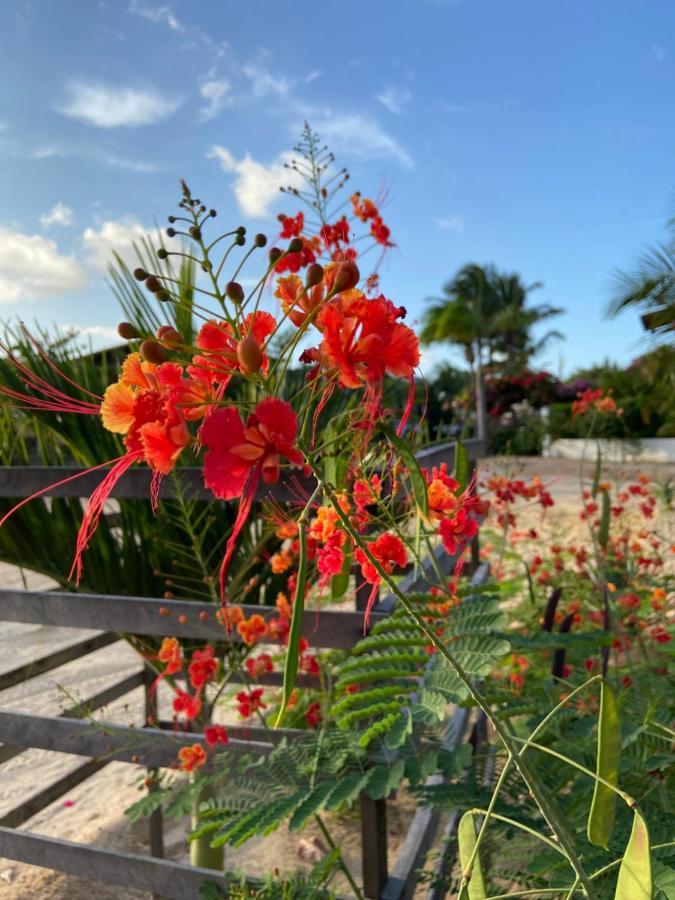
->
360, 792, 388, 898
143, 664, 164, 859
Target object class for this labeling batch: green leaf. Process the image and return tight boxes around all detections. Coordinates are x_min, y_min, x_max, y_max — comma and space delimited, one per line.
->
453, 438, 470, 492
380, 422, 428, 518
277, 522, 309, 724
614, 808, 652, 900
598, 490, 611, 548
331, 546, 352, 602
365, 759, 405, 800
324, 770, 371, 811
592, 446, 602, 498
288, 781, 337, 831
588, 681, 621, 849
458, 810, 487, 899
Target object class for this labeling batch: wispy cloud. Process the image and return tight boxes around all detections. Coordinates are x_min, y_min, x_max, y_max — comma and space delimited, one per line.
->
0, 226, 87, 303
305, 70, 322, 84
434, 215, 464, 234
242, 58, 292, 98
57, 81, 181, 128
313, 114, 414, 168
199, 80, 232, 122
62, 323, 121, 341
128, 1, 183, 31
207, 145, 302, 218
40, 202, 74, 228
376, 86, 412, 115
30, 144, 162, 173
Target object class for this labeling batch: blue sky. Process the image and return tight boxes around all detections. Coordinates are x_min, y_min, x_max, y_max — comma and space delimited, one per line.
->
0, 0, 673, 376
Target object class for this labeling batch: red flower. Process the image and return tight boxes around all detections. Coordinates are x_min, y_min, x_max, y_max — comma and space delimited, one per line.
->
305, 701, 322, 728
300, 653, 321, 676
316, 529, 347, 587
439, 508, 479, 556
202, 397, 302, 500
188, 645, 218, 689
172, 690, 202, 721
204, 725, 229, 747
178, 743, 207, 772
236, 688, 267, 718
618, 593, 640, 610
245, 653, 274, 679
319, 293, 419, 389
355, 532, 408, 585
201, 397, 303, 595
189, 312, 276, 388
278, 212, 304, 238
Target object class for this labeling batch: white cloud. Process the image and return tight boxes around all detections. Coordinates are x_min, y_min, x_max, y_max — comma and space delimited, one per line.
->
313, 114, 414, 168
207, 146, 302, 218
242, 60, 291, 98
82, 216, 154, 270
199, 80, 232, 122
376, 86, 412, 115
128, 1, 182, 31
40, 202, 74, 228
57, 81, 180, 128
434, 215, 464, 234
0, 227, 87, 304
305, 70, 321, 84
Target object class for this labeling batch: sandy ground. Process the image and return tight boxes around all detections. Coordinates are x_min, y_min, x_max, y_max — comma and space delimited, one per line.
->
0, 456, 672, 899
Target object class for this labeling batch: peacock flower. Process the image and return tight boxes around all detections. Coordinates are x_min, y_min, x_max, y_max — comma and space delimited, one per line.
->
188, 311, 276, 388
200, 396, 303, 597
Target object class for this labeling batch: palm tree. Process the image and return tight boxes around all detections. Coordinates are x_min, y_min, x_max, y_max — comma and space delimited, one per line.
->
420, 264, 562, 438
607, 214, 675, 339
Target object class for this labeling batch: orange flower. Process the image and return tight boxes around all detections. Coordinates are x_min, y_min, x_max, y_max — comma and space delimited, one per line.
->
216, 605, 244, 632
270, 548, 294, 574
158, 637, 183, 675
237, 614, 267, 646
178, 743, 207, 772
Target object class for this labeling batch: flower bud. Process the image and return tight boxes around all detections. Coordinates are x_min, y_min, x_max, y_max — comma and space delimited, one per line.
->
156, 247, 168, 260
156, 325, 181, 348
288, 237, 303, 254
133, 267, 148, 281
254, 233, 267, 248
236, 226, 246, 236
189, 226, 202, 240
166, 227, 176, 238
140, 339, 167, 364
306, 263, 324, 287
145, 275, 162, 293
117, 322, 140, 340
235, 233, 246, 246
333, 261, 360, 293
209, 209, 217, 218
237, 335, 264, 374
155, 289, 172, 302
226, 281, 245, 303
268, 247, 282, 265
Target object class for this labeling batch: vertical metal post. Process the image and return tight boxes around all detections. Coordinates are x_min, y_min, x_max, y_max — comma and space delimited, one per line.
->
360, 792, 388, 898
143, 664, 164, 859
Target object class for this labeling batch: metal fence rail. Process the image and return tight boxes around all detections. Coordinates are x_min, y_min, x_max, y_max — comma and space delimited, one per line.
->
0, 438, 487, 898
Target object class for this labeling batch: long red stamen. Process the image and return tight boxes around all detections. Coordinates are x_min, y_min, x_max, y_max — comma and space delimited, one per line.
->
0, 458, 125, 528
396, 374, 416, 437
218, 471, 260, 600
70, 451, 143, 583
20, 325, 103, 401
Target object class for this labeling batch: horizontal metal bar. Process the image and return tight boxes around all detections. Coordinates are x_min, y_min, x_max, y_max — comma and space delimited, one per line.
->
0, 441, 481, 502
0, 669, 145, 766
0, 632, 117, 692
0, 465, 316, 502
0, 589, 381, 647
0, 711, 275, 767
0, 826, 232, 900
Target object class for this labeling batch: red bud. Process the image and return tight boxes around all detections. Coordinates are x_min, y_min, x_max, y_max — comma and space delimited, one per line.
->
237, 335, 263, 374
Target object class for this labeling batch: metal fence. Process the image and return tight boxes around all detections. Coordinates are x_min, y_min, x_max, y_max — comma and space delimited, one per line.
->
0, 439, 487, 899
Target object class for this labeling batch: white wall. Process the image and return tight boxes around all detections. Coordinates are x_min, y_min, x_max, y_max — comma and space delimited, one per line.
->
544, 438, 675, 463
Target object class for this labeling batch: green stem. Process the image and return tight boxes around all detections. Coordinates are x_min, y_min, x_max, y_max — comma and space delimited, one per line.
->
190, 777, 225, 870
314, 814, 364, 900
